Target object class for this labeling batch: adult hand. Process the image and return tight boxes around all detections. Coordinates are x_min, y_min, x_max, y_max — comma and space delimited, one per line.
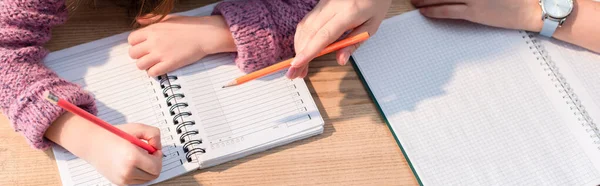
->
288, 0, 392, 79
411, 0, 543, 32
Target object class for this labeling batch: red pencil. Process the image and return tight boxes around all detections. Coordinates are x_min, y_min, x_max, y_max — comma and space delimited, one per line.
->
44, 91, 161, 155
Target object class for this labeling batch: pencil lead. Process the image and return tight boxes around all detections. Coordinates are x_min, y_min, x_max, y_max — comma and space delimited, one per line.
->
43, 91, 59, 104
222, 80, 237, 88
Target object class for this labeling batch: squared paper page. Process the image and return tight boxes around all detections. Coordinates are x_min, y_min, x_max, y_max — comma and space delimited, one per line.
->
538, 38, 600, 107
534, 37, 600, 175
352, 11, 600, 185
45, 32, 195, 186
168, 53, 324, 167
538, 37, 600, 121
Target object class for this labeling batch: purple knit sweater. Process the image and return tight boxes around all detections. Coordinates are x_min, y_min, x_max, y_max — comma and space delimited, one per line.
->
0, 0, 317, 150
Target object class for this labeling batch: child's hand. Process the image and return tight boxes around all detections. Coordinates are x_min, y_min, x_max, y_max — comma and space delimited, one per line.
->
411, 0, 543, 32
127, 15, 236, 77
85, 123, 164, 185
288, 0, 392, 79
46, 112, 163, 185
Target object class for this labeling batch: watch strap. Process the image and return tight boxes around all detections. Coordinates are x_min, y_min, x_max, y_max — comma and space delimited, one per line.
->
540, 18, 559, 37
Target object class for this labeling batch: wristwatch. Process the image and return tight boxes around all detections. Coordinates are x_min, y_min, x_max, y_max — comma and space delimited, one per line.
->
538, 0, 574, 37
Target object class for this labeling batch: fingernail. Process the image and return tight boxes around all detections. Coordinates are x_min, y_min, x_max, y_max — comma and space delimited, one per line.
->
341, 52, 350, 66
286, 68, 296, 79
291, 54, 304, 67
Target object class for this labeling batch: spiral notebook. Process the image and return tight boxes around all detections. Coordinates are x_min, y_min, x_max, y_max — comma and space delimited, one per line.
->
352, 11, 600, 185
45, 4, 324, 186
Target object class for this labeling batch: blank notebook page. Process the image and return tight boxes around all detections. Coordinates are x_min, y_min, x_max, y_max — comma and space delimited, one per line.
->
352, 11, 600, 185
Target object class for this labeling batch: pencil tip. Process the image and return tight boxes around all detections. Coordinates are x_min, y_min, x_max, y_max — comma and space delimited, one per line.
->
43, 91, 59, 104
222, 80, 237, 88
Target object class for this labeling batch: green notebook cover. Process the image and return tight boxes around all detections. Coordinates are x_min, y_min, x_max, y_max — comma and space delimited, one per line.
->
349, 56, 424, 186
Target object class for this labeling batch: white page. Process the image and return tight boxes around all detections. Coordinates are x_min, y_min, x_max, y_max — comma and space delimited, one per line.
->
535, 37, 600, 175
168, 53, 324, 167
46, 32, 195, 186
352, 11, 600, 185
45, 2, 224, 184
538, 38, 600, 107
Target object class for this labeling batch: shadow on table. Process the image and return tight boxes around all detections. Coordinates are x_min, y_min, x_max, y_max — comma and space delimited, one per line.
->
325, 18, 520, 127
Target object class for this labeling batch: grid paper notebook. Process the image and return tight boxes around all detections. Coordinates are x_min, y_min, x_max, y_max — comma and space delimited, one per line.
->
352, 10, 600, 185
46, 4, 324, 186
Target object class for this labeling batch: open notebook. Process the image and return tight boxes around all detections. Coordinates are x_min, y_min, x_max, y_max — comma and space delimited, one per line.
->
352, 10, 600, 185
45, 3, 324, 186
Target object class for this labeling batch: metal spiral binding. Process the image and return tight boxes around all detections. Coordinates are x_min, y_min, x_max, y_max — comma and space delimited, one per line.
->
521, 31, 600, 149
158, 75, 206, 162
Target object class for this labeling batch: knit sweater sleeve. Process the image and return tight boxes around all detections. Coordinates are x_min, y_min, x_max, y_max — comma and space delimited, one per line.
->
212, 0, 318, 73
0, 0, 97, 150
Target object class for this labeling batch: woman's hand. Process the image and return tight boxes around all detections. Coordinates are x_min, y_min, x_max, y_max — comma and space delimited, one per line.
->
127, 15, 236, 77
412, 0, 600, 53
288, 0, 392, 79
411, 0, 543, 32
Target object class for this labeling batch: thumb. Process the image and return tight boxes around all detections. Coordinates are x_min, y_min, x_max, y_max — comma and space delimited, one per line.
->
117, 123, 162, 150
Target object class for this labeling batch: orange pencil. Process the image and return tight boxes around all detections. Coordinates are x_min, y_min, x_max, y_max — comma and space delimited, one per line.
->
223, 32, 370, 88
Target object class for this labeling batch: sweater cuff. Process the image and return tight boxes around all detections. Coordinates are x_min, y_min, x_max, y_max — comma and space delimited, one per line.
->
7, 78, 96, 150
212, 1, 281, 73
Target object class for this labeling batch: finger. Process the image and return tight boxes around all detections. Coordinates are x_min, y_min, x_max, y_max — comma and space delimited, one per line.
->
294, 21, 306, 53
335, 12, 385, 66
335, 33, 367, 65
287, 67, 303, 79
289, 67, 301, 79
136, 53, 161, 71
118, 123, 162, 148
131, 167, 158, 181
294, 1, 326, 52
291, 14, 352, 68
128, 30, 147, 46
146, 59, 177, 77
285, 67, 298, 79
418, 4, 469, 19
295, 6, 334, 54
297, 66, 308, 78
411, 0, 466, 7
133, 148, 163, 176
302, 1, 325, 27
299, 66, 309, 78
129, 41, 150, 59
147, 134, 162, 151
336, 45, 353, 66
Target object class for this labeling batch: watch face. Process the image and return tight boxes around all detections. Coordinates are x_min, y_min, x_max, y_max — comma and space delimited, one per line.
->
542, 0, 573, 18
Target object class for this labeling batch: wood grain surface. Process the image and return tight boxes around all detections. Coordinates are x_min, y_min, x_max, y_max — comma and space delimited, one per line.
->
0, 1, 418, 185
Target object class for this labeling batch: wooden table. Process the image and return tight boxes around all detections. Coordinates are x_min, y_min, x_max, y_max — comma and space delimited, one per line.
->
0, 1, 417, 185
